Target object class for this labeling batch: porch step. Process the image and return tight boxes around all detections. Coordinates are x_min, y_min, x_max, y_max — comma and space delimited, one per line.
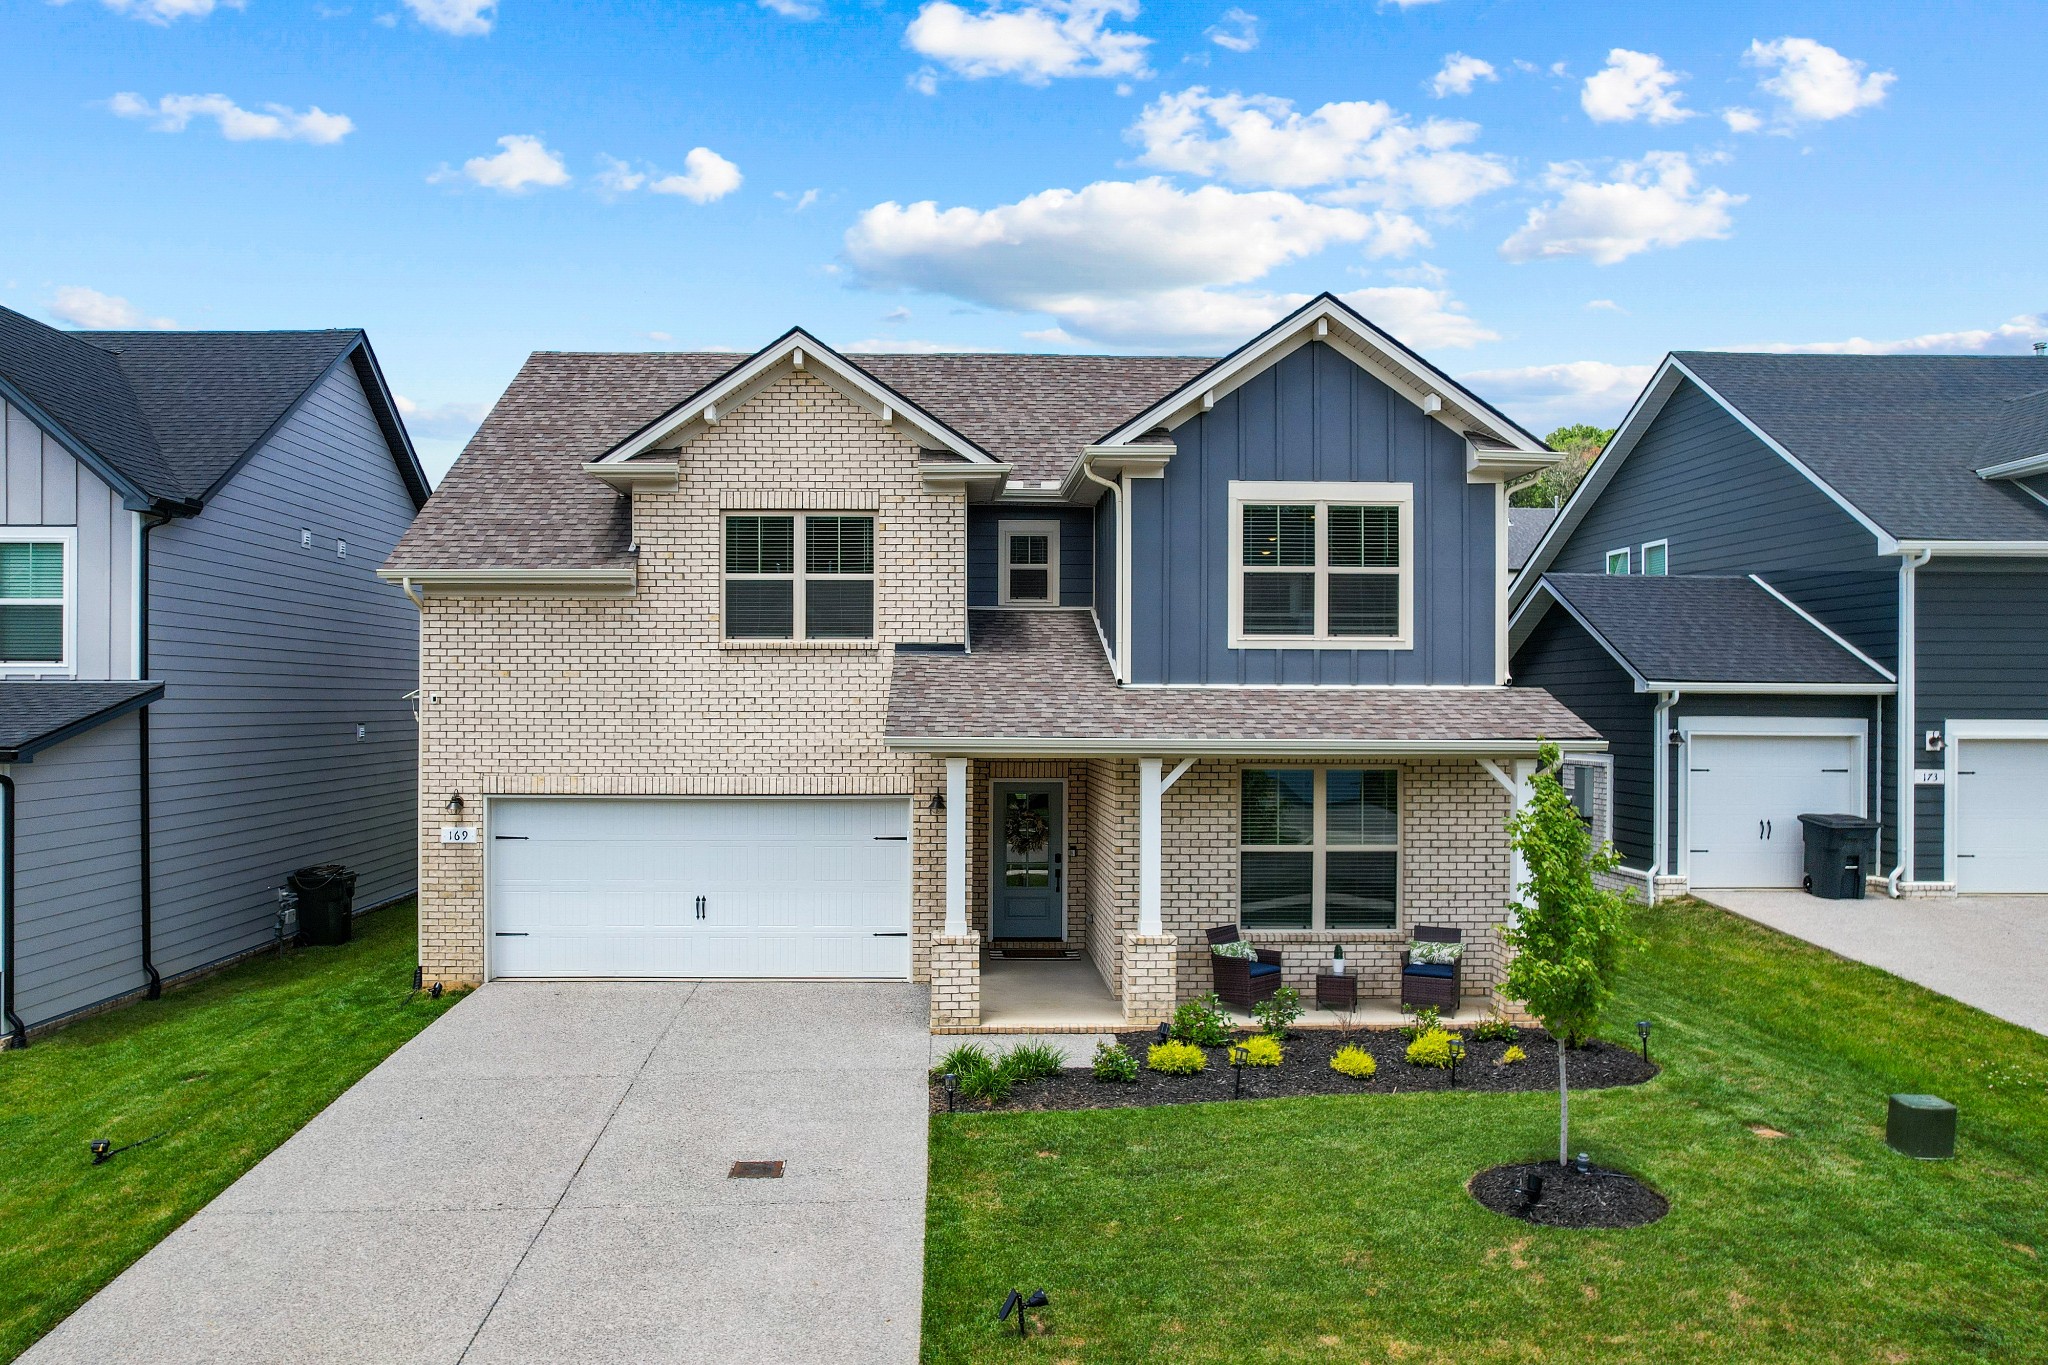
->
989, 941, 1079, 959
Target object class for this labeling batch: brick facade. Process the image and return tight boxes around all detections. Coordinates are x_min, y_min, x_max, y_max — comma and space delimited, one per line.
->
1119, 933, 1178, 1023
928, 932, 982, 1027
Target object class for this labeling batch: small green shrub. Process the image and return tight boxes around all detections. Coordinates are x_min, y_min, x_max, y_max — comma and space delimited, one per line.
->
931, 1042, 993, 1081
1471, 1014, 1519, 1044
1236, 1034, 1283, 1067
998, 1043, 1066, 1084
1147, 1040, 1208, 1075
1330, 1044, 1378, 1079
955, 1059, 1012, 1102
1252, 985, 1303, 1038
1405, 1028, 1463, 1069
1092, 1040, 1139, 1082
1170, 992, 1231, 1048
1498, 1044, 1528, 1066
1397, 1005, 1442, 1041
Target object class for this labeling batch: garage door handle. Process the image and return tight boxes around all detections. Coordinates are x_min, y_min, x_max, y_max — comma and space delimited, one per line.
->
494, 835, 529, 841
695, 896, 707, 920
873, 932, 908, 937
873, 835, 907, 841
494, 932, 529, 937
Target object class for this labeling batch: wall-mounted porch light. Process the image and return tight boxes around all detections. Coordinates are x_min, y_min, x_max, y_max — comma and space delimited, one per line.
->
446, 792, 465, 814
928, 792, 945, 812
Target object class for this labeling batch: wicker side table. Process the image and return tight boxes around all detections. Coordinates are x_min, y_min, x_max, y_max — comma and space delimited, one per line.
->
1315, 973, 1358, 1012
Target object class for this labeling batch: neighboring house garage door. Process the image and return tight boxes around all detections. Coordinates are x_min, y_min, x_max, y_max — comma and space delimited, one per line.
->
1685, 729, 1863, 888
488, 797, 912, 979
1953, 738, 2048, 893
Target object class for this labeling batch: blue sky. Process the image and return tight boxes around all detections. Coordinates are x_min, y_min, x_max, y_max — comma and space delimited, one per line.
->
6, 0, 2044, 480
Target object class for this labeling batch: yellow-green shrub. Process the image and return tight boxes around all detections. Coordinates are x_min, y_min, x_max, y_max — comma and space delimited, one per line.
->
1236, 1035, 1283, 1067
1330, 1044, 1377, 1079
1147, 1040, 1207, 1075
1405, 1028, 1462, 1069
1498, 1044, 1528, 1065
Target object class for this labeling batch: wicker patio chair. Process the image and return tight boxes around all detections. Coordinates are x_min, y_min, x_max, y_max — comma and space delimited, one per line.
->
1206, 925, 1284, 1009
1400, 925, 1462, 1011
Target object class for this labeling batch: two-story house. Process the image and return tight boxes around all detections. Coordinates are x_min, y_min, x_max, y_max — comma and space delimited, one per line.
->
0, 306, 428, 1043
1510, 352, 2048, 900
382, 295, 1600, 1028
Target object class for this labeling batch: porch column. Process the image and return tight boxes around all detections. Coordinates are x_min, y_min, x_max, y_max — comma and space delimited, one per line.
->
944, 756, 969, 936
1138, 757, 1163, 936
1508, 758, 1536, 915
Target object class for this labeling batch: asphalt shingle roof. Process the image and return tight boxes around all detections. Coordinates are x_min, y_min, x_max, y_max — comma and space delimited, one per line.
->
1507, 507, 1559, 571
1538, 573, 1891, 687
1970, 386, 2048, 473
1674, 352, 2048, 542
0, 681, 163, 761
886, 610, 1599, 748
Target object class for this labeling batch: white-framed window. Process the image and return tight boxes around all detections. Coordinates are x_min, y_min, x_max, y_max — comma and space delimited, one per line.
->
1640, 539, 1668, 576
1605, 547, 1631, 575
723, 513, 874, 640
0, 529, 74, 673
1239, 766, 1399, 930
997, 519, 1060, 607
1227, 481, 1413, 649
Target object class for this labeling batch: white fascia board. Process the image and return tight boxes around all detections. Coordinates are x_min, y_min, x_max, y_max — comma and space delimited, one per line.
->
1975, 452, 2048, 480
596, 329, 995, 466
1643, 680, 1896, 695
375, 566, 637, 597
885, 735, 1608, 758
582, 460, 679, 493
1747, 573, 1898, 681
1892, 539, 2048, 557
919, 462, 1013, 503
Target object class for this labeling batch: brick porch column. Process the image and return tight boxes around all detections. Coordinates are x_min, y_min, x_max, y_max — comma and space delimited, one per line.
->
930, 931, 982, 1027
1121, 932, 1177, 1023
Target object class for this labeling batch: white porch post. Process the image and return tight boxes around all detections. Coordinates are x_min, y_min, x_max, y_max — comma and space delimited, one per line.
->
944, 756, 969, 936
1508, 758, 1537, 918
1138, 757, 1163, 937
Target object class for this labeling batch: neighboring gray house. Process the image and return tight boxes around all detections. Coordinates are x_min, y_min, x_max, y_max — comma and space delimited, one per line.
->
0, 306, 429, 1042
1510, 351, 2048, 899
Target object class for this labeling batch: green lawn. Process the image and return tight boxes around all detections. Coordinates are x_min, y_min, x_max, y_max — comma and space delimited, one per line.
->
924, 899, 2048, 1364
0, 903, 457, 1362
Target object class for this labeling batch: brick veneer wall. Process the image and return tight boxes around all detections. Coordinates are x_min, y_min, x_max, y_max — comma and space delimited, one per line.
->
929, 932, 981, 1027
415, 373, 963, 985
967, 758, 1091, 945
1084, 757, 1136, 998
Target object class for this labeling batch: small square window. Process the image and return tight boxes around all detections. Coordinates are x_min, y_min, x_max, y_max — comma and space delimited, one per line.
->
997, 520, 1061, 607
1641, 541, 1668, 576
1606, 548, 1630, 575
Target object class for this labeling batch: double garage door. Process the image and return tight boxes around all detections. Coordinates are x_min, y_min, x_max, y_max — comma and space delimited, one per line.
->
1685, 730, 1863, 889
487, 797, 912, 979
1954, 737, 2048, 893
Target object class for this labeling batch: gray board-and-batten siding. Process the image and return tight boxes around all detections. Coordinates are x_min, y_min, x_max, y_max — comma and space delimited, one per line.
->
3, 401, 138, 680
966, 505, 1093, 608
1126, 341, 1500, 686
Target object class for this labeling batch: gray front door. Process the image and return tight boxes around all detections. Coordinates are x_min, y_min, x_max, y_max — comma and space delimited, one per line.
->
992, 782, 1064, 940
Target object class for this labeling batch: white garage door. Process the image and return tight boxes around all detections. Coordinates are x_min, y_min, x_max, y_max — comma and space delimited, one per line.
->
487, 798, 912, 979
1955, 739, 2048, 893
1686, 732, 1863, 888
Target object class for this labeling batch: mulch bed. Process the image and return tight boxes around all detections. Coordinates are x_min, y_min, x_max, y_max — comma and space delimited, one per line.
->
1468, 1161, 1670, 1228
929, 1027, 1656, 1114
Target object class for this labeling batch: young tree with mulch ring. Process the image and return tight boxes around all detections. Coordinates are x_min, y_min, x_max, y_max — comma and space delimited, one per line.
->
1501, 740, 1640, 1166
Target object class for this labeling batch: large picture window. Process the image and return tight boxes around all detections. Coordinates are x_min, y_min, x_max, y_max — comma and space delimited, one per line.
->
1239, 767, 1398, 929
723, 513, 874, 640
1228, 482, 1412, 648
0, 533, 70, 669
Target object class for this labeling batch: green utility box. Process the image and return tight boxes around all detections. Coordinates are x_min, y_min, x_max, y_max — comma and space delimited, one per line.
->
1886, 1094, 1956, 1160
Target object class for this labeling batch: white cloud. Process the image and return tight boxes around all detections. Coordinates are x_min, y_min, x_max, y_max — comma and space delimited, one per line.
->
759, 0, 820, 16
1721, 106, 1763, 133
1458, 359, 1657, 428
1205, 7, 1256, 52
1744, 37, 1894, 124
594, 156, 645, 193
649, 148, 743, 203
1022, 326, 1078, 345
1500, 152, 1742, 265
1129, 87, 1512, 210
1381, 0, 1443, 7
904, 0, 1151, 86
109, 92, 354, 143
85, 0, 241, 24
1751, 314, 2048, 355
394, 395, 490, 440
775, 188, 821, 211
48, 286, 175, 330
436, 134, 570, 192
1580, 48, 1691, 124
402, 0, 494, 35
1430, 53, 1496, 98
883, 306, 913, 322
1584, 298, 1624, 312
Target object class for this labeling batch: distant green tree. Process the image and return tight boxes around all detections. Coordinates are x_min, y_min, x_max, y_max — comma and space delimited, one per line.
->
1502, 741, 1640, 1165
1510, 424, 1615, 508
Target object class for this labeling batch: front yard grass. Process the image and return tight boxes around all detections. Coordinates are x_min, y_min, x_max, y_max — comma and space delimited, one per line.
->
0, 902, 456, 1362
923, 898, 2048, 1363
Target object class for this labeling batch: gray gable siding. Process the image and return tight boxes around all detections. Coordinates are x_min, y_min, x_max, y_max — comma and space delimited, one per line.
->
966, 505, 1092, 607
1912, 560, 2048, 881
1511, 607, 1656, 866
1094, 495, 1117, 657
8, 712, 142, 1028
1549, 379, 1897, 668
1127, 341, 1499, 685
2, 403, 137, 681
145, 361, 419, 979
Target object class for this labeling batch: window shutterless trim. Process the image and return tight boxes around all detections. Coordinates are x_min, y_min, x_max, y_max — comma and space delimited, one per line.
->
996, 518, 1061, 607
721, 512, 874, 641
1640, 539, 1668, 575
1605, 547, 1631, 575
1226, 481, 1413, 650
1238, 764, 1399, 931
0, 527, 76, 676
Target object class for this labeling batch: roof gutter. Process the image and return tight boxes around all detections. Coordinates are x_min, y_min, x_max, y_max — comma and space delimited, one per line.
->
375, 566, 638, 597
1647, 689, 1680, 906
1888, 547, 1932, 897
2, 773, 22, 1048
1077, 456, 1128, 683
1890, 539, 2048, 558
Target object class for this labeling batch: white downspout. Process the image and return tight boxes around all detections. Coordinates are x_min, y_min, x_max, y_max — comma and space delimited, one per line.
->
1647, 689, 1680, 904
1888, 548, 1931, 897
1078, 459, 1126, 683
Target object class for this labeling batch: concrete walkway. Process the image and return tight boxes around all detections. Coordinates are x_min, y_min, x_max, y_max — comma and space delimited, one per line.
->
1694, 888, 2048, 1035
24, 981, 931, 1365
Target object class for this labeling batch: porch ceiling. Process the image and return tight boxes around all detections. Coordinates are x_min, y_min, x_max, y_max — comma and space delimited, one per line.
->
886, 611, 1602, 757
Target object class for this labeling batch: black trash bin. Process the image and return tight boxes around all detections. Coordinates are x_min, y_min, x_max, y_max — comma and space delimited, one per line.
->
289, 864, 359, 945
1798, 814, 1879, 900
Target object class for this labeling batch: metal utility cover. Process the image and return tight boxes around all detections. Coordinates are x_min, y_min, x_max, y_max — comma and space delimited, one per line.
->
729, 1160, 786, 1179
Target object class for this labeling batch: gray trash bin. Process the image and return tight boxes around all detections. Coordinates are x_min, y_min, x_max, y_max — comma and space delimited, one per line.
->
1798, 813, 1879, 900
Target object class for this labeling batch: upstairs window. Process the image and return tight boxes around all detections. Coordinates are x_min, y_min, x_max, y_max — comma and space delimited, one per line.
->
1605, 548, 1630, 575
1228, 482, 1412, 648
1239, 767, 1399, 930
998, 519, 1060, 606
723, 513, 873, 641
1640, 540, 1668, 575
0, 534, 69, 669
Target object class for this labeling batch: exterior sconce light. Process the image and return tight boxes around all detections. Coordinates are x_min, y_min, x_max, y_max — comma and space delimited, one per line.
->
928, 793, 945, 812
446, 792, 465, 814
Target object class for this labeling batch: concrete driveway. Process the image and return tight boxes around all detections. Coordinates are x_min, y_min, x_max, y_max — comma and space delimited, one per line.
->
1694, 888, 2048, 1035
23, 981, 931, 1365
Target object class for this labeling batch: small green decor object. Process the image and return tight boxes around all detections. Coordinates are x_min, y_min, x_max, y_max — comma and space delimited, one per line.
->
1886, 1093, 1956, 1160
1330, 1044, 1377, 1079
1147, 1040, 1207, 1075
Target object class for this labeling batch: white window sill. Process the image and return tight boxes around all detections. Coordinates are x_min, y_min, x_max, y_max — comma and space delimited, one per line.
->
718, 639, 880, 652
1229, 636, 1413, 651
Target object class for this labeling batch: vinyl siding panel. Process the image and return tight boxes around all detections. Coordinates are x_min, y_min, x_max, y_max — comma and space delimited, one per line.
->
1913, 560, 2048, 880
8, 713, 143, 1028
0, 402, 136, 680
1129, 341, 1499, 684
966, 505, 1092, 607
145, 361, 419, 978
1509, 607, 1656, 866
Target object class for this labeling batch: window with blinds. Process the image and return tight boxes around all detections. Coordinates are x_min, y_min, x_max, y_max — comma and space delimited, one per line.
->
1239, 767, 1398, 930
998, 519, 1060, 606
0, 539, 66, 666
723, 514, 873, 640
1230, 483, 1412, 647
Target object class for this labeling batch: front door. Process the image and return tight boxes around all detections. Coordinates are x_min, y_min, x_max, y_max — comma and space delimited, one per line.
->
992, 782, 1064, 940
